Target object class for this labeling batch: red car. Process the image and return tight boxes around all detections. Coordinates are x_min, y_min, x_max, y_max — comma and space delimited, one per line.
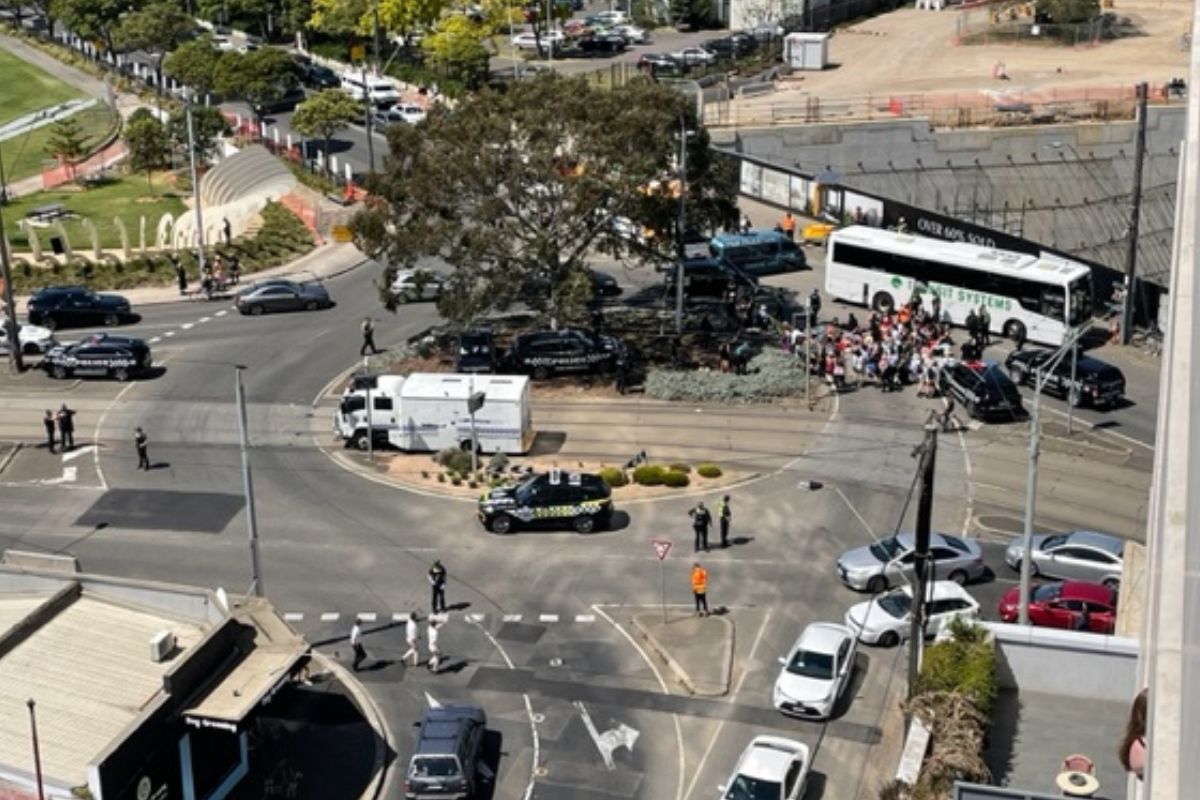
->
998, 581, 1117, 634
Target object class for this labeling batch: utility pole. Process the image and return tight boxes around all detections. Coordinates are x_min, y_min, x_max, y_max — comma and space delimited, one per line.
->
804, 297, 812, 404
0, 141, 23, 373
234, 366, 264, 597
1120, 81, 1148, 345
364, 0, 381, 176
27, 699, 44, 800
907, 422, 937, 700
674, 113, 687, 334
185, 95, 207, 276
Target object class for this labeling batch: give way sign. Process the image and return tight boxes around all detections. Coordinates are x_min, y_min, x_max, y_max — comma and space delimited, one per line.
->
651, 539, 672, 561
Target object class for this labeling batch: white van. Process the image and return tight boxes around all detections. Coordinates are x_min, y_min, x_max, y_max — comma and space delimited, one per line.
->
339, 70, 403, 107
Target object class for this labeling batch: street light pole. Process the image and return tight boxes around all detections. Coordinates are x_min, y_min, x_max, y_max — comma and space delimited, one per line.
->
674, 113, 687, 334
0, 141, 23, 373
27, 699, 44, 800
907, 422, 937, 700
234, 366, 264, 597
185, 95, 207, 276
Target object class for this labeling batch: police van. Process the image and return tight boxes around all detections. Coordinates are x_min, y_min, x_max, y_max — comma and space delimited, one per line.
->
708, 229, 807, 276
478, 469, 613, 534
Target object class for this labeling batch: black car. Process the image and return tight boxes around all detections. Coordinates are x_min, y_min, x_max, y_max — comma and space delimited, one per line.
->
456, 328, 497, 374
27, 286, 134, 330
42, 333, 151, 381
505, 328, 625, 380
478, 470, 613, 534
254, 86, 306, 115
1004, 347, 1126, 408
637, 53, 686, 78
405, 705, 487, 799
576, 34, 627, 55
664, 257, 757, 303
699, 37, 738, 60
939, 360, 1025, 420
298, 62, 339, 89
590, 269, 622, 297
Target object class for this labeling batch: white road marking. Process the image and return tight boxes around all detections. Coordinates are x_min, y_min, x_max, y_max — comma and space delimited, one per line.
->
835, 485, 877, 540
574, 614, 595, 623
1041, 405, 1154, 451
40, 465, 77, 485
149, 336, 161, 343
466, 613, 485, 623
574, 701, 639, 770
425, 691, 443, 709
61, 445, 95, 462
503, 614, 523, 622
320, 612, 340, 622
181, 323, 194, 330
284, 612, 304, 622
393, 612, 410, 622
164, 330, 175, 337
199, 317, 211, 323
357, 612, 377, 622
215, 310, 228, 316
538, 613, 559, 623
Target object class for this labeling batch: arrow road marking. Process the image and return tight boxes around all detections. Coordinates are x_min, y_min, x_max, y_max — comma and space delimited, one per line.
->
40, 466, 77, 485
61, 445, 96, 462
574, 701, 639, 770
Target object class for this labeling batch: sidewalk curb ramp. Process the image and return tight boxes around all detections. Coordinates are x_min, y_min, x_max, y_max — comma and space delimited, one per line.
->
631, 611, 734, 697
312, 652, 396, 800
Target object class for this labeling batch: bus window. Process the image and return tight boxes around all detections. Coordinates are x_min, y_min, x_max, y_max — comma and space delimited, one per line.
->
1068, 275, 1095, 325
1039, 287, 1066, 321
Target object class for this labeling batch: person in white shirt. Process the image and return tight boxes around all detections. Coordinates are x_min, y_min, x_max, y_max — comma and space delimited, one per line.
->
427, 617, 442, 673
402, 613, 421, 666
350, 620, 367, 672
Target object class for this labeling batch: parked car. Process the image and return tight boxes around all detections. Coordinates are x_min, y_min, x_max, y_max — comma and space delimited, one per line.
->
700, 37, 740, 60
456, 328, 497, 373
1004, 347, 1126, 409
611, 24, 650, 43
585, 10, 628, 25
836, 531, 986, 593
576, 34, 627, 55
390, 268, 443, 303
1004, 530, 1125, 589
997, 580, 1118, 634
373, 103, 427, 126
938, 360, 1025, 421
511, 31, 564, 51
27, 286, 134, 330
844, 581, 980, 647
589, 269, 622, 297
254, 86, 307, 116
235, 280, 333, 315
296, 60, 340, 89
478, 470, 613, 534
505, 328, 625, 380
0, 323, 56, 356
772, 622, 857, 720
672, 46, 717, 65
664, 257, 757, 303
404, 704, 487, 799
637, 53, 686, 78
42, 333, 152, 382
720, 736, 810, 800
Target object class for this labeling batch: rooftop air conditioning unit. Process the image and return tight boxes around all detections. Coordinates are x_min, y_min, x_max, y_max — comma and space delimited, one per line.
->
149, 630, 177, 663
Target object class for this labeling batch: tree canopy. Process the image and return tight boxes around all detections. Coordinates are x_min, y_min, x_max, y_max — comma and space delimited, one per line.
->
213, 47, 299, 122
290, 88, 361, 173
50, 0, 140, 53
113, 1, 194, 93
167, 106, 232, 163
1038, 0, 1100, 23
45, 116, 89, 166
352, 75, 737, 326
420, 14, 490, 88
124, 108, 170, 191
163, 38, 224, 96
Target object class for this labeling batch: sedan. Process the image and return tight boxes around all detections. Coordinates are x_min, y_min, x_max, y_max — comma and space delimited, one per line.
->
673, 46, 717, 65
42, 335, 151, 382
611, 24, 650, 43
772, 622, 856, 720
27, 285, 134, 330
373, 103, 426, 126
390, 268, 443, 303
836, 531, 985, 593
1004, 530, 1124, 589
511, 31, 564, 51
997, 580, 1117, 634
0, 323, 56, 356
235, 280, 333, 315
1004, 347, 1126, 408
720, 736, 810, 800
844, 581, 980, 647
589, 269, 622, 297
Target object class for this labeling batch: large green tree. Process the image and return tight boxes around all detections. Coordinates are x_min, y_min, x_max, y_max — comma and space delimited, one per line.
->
167, 105, 232, 163
45, 116, 89, 176
421, 14, 489, 88
213, 47, 299, 125
123, 109, 170, 191
113, 1, 194, 96
163, 38, 225, 97
352, 74, 737, 326
290, 88, 360, 175
50, 0, 141, 54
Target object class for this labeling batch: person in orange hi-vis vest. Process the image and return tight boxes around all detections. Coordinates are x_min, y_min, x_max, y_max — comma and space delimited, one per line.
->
692, 563, 709, 617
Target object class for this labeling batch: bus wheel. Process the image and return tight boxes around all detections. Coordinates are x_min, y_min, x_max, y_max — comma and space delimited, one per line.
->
871, 291, 894, 313
1004, 320, 1026, 344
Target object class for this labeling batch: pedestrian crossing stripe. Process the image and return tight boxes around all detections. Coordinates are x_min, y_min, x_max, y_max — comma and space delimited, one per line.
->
283, 611, 599, 625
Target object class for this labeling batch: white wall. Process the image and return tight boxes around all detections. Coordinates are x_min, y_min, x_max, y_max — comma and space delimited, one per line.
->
986, 622, 1139, 701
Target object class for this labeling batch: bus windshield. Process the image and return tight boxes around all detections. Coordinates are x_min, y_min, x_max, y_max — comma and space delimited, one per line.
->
1068, 275, 1095, 326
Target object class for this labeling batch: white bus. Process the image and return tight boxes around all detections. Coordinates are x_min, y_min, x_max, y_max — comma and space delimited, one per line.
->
824, 225, 1094, 346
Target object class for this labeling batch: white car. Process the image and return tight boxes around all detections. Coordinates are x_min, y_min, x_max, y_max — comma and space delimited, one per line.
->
591, 10, 628, 25
374, 103, 426, 126
772, 622, 856, 720
720, 735, 810, 800
611, 24, 650, 43
510, 31, 564, 51
844, 581, 980, 647
0, 323, 57, 356
674, 46, 717, 65
389, 268, 444, 303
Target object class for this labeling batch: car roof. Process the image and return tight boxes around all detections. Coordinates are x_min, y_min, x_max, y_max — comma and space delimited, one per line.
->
1062, 530, 1125, 555
712, 230, 789, 246
796, 622, 850, 654
738, 736, 805, 780
893, 531, 973, 551
900, 580, 973, 601
1057, 580, 1117, 604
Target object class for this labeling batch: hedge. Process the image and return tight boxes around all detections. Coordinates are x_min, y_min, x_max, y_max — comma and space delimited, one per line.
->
645, 349, 809, 403
597, 466, 628, 487
661, 470, 689, 488
632, 464, 666, 486
696, 463, 722, 478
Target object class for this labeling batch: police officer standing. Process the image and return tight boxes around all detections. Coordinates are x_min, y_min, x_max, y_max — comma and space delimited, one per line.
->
56, 404, 75, 451
809, 289, 822, 325
689, 502, 712, 553
428, 560, 447, 614
716, 495, 732, 548
42, 410, 56, 453
360, 317, 379, 356
134, 427, 150, 470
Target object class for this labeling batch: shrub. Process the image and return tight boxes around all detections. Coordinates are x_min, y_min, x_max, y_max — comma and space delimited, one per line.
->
488, 452, 509, 473
645, 349, 809, 403
632, 464, 667, 486
668, 462, 691, 474
437, 472, 446, 483
434, 447, 474, 475
597, 466, 628, 487
696, 463, 722, 478
916, 623, 997, 715
662, 470, 690, 488
451, 476, 462, 486
421, 470, 430, 479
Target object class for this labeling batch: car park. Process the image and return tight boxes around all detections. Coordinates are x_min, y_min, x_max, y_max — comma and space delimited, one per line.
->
456, 328, 498, 373
404, 704, 487, 799
772, 622, 856, 720
372, 103, 427, 126
997, 580, 1117, 634
938, 360, 1025, 421
390, 268, 443, 302
478, 470, 613, 534
709, 229, 807, 276
836, 531, 985, 593
1004, 529, 1124, 589
0, 323, 56, 356
1004, 347, 1126, 408
42, 333, 152, 381
27, 286, 134, 330
720, 735, 810, 800
844, 581, 980, 647
235, 280, 333, 315
505, 328, 625, 380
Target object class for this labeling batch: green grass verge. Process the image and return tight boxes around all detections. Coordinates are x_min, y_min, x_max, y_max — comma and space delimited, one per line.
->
1, 103, 120, 183
0, 47, 82, 126
3, 173, 186, 253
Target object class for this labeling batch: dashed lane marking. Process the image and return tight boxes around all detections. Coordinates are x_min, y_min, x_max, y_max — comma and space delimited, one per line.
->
538, 613, 559, 623
575, 614, 596, 623
285, 610, 622, 625
149, 337, 161, 344
466, 613, 485, 623
164, 331, 175, 337
199, 317, 211, 323
181, 323, 194, 330
284, 612, 304, 622
503, 614, 523, 622
356, 612, 378, 622
319, 612, 340, 622
392, 612, 410, 622
215, 310, 228, 316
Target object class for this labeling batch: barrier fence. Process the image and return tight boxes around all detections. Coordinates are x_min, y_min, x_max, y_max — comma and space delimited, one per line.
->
40, 140, 127, 190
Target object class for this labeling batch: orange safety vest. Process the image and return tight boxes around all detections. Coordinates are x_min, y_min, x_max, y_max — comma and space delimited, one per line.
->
692, 566, 708, 593
780, 214, 796, 233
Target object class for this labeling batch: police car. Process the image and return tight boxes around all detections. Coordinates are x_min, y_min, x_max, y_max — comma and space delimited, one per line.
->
478, 470, 613, 534
42, 333, 152, 381
504, 329, 626, 381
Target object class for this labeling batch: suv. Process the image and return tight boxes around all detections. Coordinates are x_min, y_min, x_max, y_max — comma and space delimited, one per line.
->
478, 470, 613, 534
505, 328, 625, 380
456, 328, 497, 373
42, 333, 151, 381
939, 360, 1024, 421
664, 257, 758, 303
405, 705, 487, 800
27, 286, 134, 330
1004, 347, 1126, 408
709, 230, 807, 276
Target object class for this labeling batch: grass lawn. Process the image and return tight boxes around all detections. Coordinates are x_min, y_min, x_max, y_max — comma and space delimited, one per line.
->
1, 103, 120, 183
0, 48, 82, 126
4, 173, 187, 253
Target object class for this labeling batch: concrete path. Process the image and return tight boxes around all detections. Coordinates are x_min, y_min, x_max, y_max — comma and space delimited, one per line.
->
0, 98, 98, 141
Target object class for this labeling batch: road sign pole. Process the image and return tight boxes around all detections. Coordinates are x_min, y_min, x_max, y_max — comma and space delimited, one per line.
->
660, 559, 667, 622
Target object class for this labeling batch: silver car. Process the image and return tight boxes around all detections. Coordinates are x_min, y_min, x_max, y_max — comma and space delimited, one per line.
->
1004, 530, 1124, 589
235, 280, 333, 315
389, 269, 443, 303
837, 531, 986, 593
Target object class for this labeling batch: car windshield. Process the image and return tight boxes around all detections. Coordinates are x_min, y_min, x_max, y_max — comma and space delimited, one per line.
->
514, 475, 542, 503
1032, 584, 1062, 603
787, 648, 834, 679
869, 536, 903, 562
724, 775, 782, 800
877, 592, 912, 619
1041, 534, 1069, 550
409, 756, 460, 778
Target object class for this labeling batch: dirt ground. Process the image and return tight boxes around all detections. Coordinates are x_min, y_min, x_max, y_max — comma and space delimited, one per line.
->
733, 0, 1190, 114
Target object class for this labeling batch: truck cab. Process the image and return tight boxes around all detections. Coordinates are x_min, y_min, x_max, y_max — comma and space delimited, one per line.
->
335, 373, 404, 450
